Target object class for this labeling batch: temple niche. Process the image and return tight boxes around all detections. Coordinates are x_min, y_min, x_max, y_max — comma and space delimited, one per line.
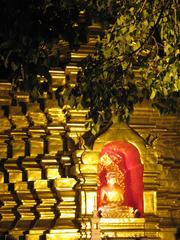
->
98, 141, 144, 218
90, 120, 158, 239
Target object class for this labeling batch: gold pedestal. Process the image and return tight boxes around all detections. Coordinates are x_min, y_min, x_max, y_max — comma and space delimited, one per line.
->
100, 218, 146, 239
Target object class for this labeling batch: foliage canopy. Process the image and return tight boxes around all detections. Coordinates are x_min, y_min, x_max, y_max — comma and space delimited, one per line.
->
0, 0, 179, 126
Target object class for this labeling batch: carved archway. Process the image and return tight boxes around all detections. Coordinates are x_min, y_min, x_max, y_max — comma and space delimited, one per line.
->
97, 140, 144, 217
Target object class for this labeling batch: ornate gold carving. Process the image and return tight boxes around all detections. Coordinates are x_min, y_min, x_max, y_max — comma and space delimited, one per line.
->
98, 153, 125, 191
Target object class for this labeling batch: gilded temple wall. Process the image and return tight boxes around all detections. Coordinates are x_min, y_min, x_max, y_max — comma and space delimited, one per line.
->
1, 82, 179, 240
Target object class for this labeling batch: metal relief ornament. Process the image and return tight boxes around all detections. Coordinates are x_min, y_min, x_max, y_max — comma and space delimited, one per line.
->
98, 152, 125, 193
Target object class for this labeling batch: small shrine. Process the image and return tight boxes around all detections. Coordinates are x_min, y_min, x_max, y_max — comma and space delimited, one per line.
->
72, 112, 180, 240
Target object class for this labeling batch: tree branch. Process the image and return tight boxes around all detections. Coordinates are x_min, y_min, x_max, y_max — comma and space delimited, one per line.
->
129, 0, 171, 56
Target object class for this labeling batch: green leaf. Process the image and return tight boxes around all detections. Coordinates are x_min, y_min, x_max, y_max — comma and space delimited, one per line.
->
150, 89, 157, 100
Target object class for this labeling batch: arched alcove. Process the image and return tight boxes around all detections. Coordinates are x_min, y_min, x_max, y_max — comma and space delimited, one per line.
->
97, 140, 144, 217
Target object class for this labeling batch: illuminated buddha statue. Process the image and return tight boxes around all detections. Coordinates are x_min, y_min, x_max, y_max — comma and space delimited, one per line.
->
99, 171, 135, 218
100, 172, 124, 207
